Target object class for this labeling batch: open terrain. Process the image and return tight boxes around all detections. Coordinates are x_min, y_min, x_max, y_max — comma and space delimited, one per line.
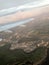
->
0, 10, 49, 65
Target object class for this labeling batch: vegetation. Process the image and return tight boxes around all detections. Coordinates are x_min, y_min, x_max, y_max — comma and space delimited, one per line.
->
0, 43, 46, 65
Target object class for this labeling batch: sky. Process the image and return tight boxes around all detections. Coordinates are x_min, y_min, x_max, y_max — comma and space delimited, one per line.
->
0, 0, 49, 31
0, 0, 36, 9
0, 0, 49, 16
0, 0, 40, 9
0, 0, 49, 10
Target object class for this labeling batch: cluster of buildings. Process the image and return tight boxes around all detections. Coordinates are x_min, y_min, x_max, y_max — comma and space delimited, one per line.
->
10, 40, 49, 53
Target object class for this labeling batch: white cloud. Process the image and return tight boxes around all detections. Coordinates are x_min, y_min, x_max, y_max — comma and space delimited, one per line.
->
0, 0, 49, 16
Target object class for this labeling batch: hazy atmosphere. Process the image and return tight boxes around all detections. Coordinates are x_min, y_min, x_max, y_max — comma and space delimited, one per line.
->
0, 0, 49, 65
0, 0, 46, 9
0, 0, 49, 25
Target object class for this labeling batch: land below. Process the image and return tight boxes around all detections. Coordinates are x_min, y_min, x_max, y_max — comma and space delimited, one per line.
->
0, 10, 49, 65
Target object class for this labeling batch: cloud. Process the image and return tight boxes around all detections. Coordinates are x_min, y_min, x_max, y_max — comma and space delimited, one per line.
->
0, 0, 49, 16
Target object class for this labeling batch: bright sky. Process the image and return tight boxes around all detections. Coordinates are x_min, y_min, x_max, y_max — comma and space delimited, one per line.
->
0, 0, 49, 16
0, 0, 49, 31
0, 0, 49, 25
